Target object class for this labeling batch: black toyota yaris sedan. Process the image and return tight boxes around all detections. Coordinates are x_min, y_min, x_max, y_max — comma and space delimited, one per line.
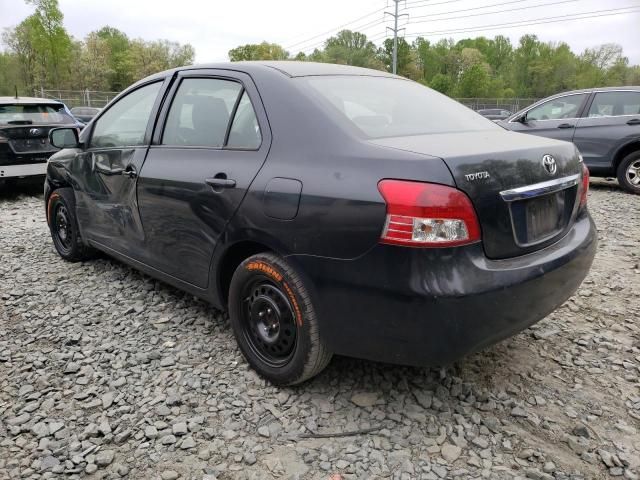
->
45, 61, 596, 385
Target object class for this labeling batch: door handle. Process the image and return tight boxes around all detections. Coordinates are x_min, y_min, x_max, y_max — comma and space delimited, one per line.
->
557, 123, 574, 129
627, 118, 640, 125
205, 176, 236, 189
121, 165, 137, 179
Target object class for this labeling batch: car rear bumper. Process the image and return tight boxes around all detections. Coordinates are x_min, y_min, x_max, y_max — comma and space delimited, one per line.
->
290, 211, 597, 366
0, 162, 48, 178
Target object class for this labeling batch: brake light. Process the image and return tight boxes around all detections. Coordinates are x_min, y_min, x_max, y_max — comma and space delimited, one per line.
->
377, 179, 481, 247
579, 162, 589, 207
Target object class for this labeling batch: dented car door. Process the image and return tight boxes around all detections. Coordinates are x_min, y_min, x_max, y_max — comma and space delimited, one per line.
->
74, 80, 166, 254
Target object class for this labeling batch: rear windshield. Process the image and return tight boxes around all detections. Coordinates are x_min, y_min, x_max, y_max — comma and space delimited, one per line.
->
0, 103, 75, 125
302, 76, 499, 139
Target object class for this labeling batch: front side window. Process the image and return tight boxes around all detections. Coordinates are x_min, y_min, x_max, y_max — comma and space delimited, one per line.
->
90, 82, 162, 148
302, 76, 500, 139
162, 78, 242, 148
588, 91, 640, 117
526, 94, 587, 121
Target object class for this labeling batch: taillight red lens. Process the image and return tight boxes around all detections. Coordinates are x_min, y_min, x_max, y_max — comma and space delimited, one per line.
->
579, 163, 589, 207
377, 179, 481, 247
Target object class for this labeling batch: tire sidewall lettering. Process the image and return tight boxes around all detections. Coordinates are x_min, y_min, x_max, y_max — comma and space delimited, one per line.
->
245, 260, 303, 326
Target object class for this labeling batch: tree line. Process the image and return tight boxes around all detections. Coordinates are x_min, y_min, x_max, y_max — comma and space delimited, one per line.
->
1, 0, 638, 100
0, 0, 195, 96
229, 31, 640, 98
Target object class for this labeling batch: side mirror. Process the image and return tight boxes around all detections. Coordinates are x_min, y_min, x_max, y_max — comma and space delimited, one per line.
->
50, 127, 80, 149
516, 113, 528, 124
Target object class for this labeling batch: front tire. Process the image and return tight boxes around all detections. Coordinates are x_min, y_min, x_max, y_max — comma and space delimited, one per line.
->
48, 188, 95, 262
228, 253, 332, 385
617, 151, 640, 194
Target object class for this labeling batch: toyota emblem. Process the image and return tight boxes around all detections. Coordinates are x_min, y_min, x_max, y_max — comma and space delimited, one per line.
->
542, 154, 557, 176
29, 128, 41, 136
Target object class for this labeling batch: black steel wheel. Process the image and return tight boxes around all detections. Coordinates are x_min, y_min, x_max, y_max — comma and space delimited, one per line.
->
228, 252, 332, 385
53, 203, 73, 253
241, 279, 297, 368
48, 188, 96, 262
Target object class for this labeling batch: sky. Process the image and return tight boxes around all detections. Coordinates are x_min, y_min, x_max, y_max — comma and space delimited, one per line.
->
0, 0, 639, 64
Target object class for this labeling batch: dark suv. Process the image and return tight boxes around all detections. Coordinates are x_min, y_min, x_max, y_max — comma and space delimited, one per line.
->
0, 97, 78, 187
499, 87, 640, 193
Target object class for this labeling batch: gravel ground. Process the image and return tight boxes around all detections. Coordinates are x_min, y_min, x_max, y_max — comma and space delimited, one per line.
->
0, 179, 639, 480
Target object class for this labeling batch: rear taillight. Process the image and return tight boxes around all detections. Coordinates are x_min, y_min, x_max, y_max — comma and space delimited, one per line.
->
377, 179, 481, 247
579, 162, 589, 207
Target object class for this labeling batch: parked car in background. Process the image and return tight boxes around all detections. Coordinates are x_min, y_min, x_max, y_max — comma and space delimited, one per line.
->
0, 97, 80, 187
498, 87, 640, 194
70, 106, 101, 123
44, 62, 596, 384
477, 108, 512, 121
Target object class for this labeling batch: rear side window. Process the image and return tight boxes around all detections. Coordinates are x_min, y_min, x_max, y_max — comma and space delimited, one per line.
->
227, 91, 261, 149
302, 76, 499, 139
91, 82, 161, 148
0, 103, 74, 125
162, 78, 242, 148
588, 91, 640, 117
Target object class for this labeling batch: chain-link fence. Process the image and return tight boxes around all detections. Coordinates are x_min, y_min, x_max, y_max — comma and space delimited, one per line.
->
33, 89, 540, 117
455, 97, 540, 114
34, 89, 120, 108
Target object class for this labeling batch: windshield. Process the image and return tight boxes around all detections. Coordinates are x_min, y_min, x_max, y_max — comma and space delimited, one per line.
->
0, 103, 76, 125
302, 76, 499, 139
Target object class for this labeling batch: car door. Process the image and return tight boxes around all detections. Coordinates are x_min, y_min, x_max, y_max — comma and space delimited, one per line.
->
74, 79, 167, 253
573, 90, 640, 170
136, 70, 270, 288
506, 93, 590, 143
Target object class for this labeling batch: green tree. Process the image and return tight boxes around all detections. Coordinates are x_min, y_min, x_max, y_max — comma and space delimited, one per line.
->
95, 26, 132, 90
429, 73, 453, 95
380, 38, 419, 79
228, 42, 289, 61
24, 0, 72, 87
323, 30, 382, 69
457, 64, 490, 97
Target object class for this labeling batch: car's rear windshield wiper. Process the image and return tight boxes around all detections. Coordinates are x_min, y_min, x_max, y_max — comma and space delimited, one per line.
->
7, 120, 34, 125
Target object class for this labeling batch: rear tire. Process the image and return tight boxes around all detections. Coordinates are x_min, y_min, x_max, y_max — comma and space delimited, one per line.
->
228, 253, 332, 385
48, 188, 96, 262
617, 151, 640, 194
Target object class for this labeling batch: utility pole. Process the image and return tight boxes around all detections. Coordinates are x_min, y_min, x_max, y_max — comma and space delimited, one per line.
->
385, 0, 408, 75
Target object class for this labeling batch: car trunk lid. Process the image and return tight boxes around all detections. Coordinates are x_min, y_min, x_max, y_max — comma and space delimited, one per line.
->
370, 130, 582, 259
0, 124, 58, 158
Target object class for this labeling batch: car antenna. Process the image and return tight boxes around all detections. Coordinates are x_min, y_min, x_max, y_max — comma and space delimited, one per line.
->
14, 85, 19, 99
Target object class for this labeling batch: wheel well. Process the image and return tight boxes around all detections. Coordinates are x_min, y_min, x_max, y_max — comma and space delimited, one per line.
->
218, 241, 271, 306
614, 141, 640, 171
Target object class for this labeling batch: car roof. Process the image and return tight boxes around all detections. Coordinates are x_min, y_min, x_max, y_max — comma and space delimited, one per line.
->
0, 96, 64, 105
549, 86, 640, 97
150, 61, 399, 81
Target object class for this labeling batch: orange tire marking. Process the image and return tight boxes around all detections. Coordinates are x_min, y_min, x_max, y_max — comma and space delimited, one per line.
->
246, 261, 303, 326
47, 193, 60, 226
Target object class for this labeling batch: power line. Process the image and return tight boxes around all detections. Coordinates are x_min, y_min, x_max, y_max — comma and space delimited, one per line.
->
409, 0, 584, 24
296, 21, 388, 54
288, 17, 387, 53
403, 6, 640, 38
410, 0, 571, 20
401, 0, 465, 9
282, 5, 386, 51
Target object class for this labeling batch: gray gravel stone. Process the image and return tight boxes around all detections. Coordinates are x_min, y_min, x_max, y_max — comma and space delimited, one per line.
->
0, 182, 637, 479
95, 449, 115, 467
